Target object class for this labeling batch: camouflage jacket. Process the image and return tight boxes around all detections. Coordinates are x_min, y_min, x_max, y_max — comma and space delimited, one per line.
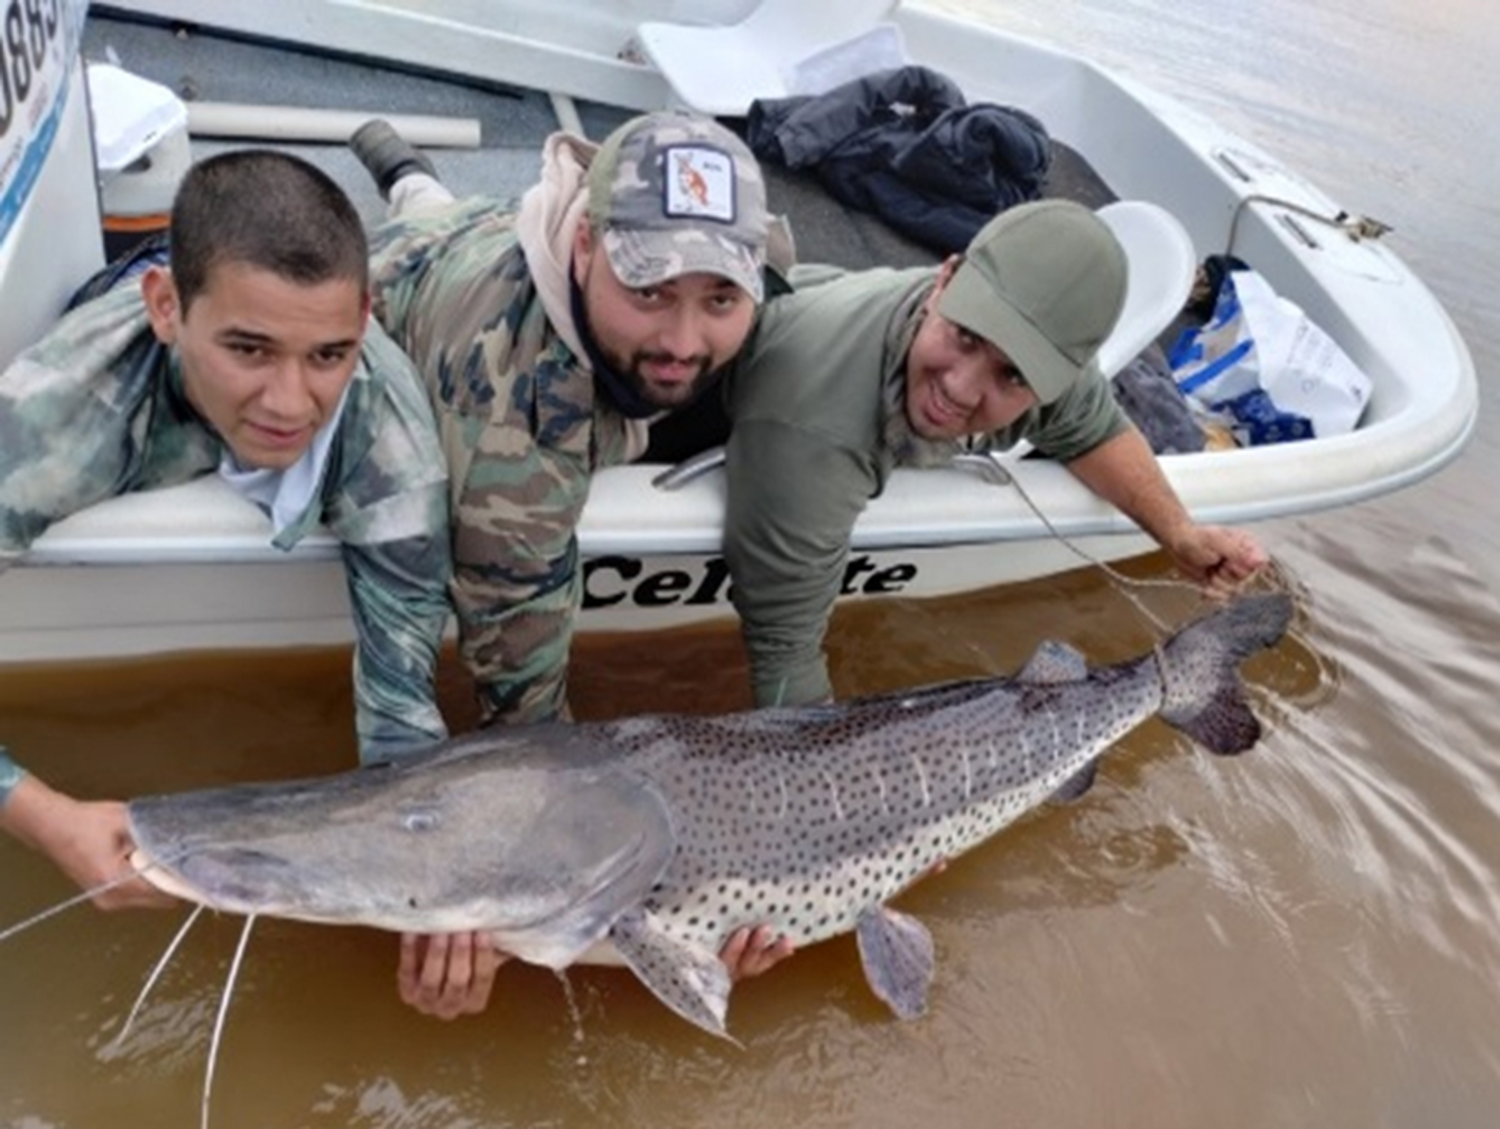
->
369, 136, 649, 727
0, 284, 453, 779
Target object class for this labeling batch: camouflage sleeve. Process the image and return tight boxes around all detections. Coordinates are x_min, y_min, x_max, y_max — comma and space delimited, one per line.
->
448, 370, 592, 727
323, 328, 454, 763
453, 549, 582, 727
0, 291, 162, 568
338, 531, 451, 761
369, 201, 594, 727
367, 197, 512, 373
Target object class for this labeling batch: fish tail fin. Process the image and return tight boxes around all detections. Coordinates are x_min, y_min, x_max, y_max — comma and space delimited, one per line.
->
1157, 593, 1293, 755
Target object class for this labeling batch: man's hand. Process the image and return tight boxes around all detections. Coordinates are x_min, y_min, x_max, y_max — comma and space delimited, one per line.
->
1064, 430, 1269, 601
0, 778, 175, 910
1167, 524, 1268, 599
719, 924, 796, 982
398, 931, 510, 1019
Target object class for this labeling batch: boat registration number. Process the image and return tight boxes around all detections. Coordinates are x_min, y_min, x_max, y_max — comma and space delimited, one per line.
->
0, 0, 83, 246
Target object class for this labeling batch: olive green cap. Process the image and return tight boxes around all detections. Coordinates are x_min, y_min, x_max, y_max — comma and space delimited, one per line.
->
937, 200, 1127, 403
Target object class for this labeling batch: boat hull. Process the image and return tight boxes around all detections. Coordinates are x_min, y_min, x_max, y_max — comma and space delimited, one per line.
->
0, 2, 1477, 661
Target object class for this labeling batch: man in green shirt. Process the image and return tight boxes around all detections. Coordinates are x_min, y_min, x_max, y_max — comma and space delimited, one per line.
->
724, 199, 1268, 707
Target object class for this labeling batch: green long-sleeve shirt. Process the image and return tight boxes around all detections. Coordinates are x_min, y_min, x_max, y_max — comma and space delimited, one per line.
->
723, 265, 1127, 707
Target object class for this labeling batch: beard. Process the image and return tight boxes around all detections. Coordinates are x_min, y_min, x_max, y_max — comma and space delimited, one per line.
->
619, 350, 716, 410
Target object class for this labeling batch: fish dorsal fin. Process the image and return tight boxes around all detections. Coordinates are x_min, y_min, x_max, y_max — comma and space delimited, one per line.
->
1047, 761, 1098, 804
609, 908, 737, 1043
855, 905, 935, 1020
1018, 639, 1088, 685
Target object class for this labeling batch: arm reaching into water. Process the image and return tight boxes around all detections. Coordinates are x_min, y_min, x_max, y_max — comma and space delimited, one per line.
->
1066, 427, 1268, 597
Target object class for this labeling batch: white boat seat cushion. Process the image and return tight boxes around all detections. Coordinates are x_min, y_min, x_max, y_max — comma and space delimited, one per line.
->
1093, 200, 1197, 379
637, 0, 903, 117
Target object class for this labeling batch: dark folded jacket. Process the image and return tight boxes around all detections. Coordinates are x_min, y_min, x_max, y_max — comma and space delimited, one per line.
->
747, 65, 1051, 255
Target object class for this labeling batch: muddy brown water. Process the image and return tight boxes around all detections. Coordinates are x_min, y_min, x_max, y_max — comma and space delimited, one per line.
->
6, 0, 1500, 1125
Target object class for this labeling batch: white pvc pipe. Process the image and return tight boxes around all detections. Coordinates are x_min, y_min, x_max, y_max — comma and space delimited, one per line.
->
548, 90, 585, 138
184, 102, 482, 148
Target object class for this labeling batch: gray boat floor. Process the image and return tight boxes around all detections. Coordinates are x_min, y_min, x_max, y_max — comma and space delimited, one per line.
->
85, 10, 1113, 269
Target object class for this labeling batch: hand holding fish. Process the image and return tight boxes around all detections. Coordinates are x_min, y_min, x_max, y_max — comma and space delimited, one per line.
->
0, 777, 175, 911
1165, 524, 1268, 600
719, 924, 795, 982
398, 930, 511, 1019
400, 922, 795, 1018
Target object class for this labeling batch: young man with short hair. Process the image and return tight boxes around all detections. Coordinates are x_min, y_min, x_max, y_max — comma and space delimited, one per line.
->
0, 150, 452, 909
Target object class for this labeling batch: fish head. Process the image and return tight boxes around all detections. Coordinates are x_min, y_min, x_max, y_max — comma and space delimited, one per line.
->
128, 737, 677, 967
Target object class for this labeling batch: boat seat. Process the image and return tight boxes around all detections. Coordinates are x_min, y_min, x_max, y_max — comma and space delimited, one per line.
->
637, 0, 903, 117
1093, 200, 1197, 379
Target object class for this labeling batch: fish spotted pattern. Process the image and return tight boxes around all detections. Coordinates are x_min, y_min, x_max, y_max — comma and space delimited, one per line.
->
125, 593, 1293, 1038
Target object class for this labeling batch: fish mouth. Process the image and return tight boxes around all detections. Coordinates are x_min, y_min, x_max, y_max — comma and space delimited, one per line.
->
132, 847, 202, 902
130, 845, 321, 918
130, 840, 441, 927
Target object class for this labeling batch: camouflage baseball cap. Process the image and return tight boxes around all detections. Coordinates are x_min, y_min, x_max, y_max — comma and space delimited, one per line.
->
587, 111, 768, 302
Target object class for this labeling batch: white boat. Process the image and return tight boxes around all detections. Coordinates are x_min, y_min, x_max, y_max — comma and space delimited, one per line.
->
0, 0, 1476, 663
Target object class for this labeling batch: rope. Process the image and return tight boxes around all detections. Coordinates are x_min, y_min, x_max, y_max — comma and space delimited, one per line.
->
951, 453, 1282, 644
952, 454, 1185, 635
1226, 193, 1392, 258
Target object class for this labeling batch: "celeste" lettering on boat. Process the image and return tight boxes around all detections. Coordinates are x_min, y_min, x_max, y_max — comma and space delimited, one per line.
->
582, 555, 919, 609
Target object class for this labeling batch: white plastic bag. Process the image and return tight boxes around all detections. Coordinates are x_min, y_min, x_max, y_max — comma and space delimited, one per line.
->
1169, 267, 1372, 444
86, 62, 189, 173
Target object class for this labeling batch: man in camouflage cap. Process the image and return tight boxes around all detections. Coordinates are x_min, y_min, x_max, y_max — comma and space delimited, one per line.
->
0, 153, 451, 909
353, 111, 788, 1017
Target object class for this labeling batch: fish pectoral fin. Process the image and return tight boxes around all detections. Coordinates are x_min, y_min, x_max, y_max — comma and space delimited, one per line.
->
855, 905, 935, 1020
1047, 760, 1098, 804
609, 908, 736, 1043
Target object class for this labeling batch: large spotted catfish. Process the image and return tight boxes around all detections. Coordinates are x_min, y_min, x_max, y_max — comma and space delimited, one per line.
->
127, 593, 1293, 1037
